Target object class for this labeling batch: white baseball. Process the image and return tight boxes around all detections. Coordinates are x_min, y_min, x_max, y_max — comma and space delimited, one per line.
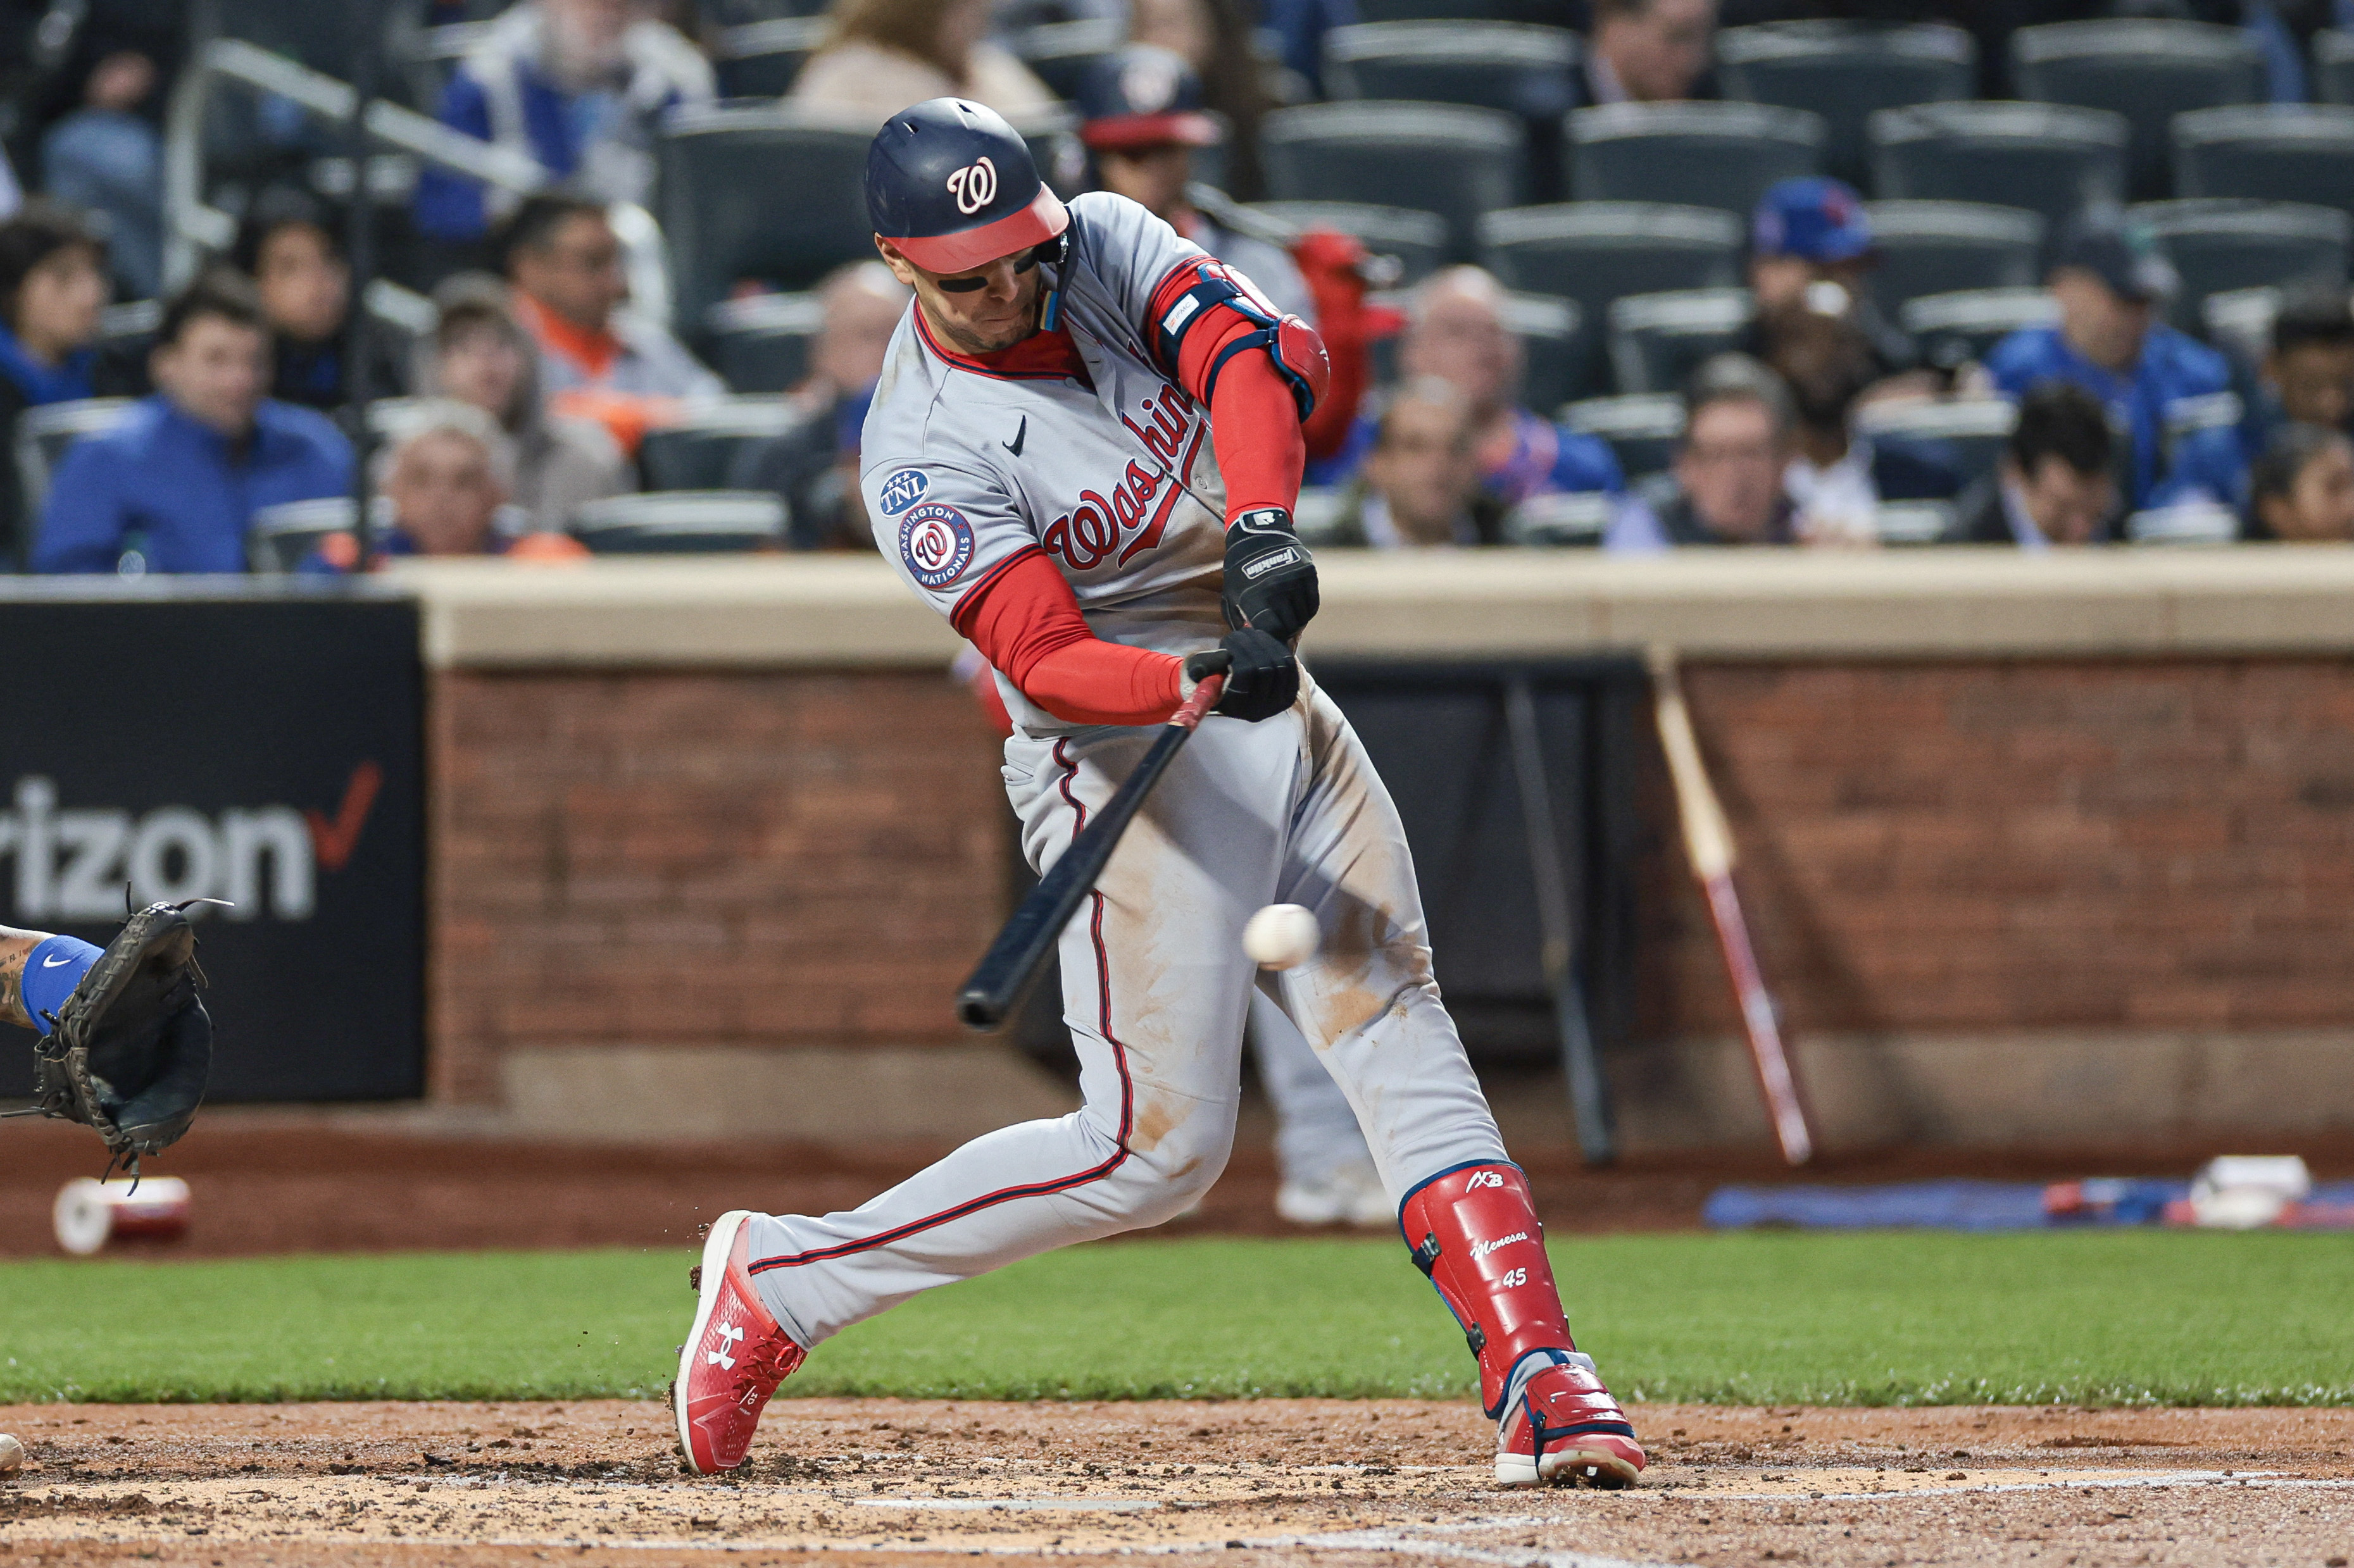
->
0, 1433, 24, 1473
1243, 904, 1320, 971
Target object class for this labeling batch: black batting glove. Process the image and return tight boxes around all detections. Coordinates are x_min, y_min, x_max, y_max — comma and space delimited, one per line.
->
1183, 628, 1299, 723
1222, 508, 1319, 642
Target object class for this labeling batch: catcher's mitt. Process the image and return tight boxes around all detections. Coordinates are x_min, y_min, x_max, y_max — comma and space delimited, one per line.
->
32, 900, 214, 1162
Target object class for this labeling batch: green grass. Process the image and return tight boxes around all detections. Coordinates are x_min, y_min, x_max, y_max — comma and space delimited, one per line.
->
1, 1231, 2350, 1407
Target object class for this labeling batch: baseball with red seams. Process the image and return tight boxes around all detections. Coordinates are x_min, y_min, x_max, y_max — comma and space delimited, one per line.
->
1243, 904, 1320, 971
0, 1433, 23, 1473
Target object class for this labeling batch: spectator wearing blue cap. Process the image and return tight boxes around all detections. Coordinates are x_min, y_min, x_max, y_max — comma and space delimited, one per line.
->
1984, 211, 2244, 513
1742, 177, 1915, 380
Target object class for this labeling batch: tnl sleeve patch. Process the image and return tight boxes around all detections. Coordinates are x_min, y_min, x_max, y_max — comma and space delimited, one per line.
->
899, 501, 977, 588
877, 468, 931, 516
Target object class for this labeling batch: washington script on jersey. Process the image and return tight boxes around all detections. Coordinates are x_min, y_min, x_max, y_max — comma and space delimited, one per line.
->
1044, 385, 1206, 571
0, 775, 326, 923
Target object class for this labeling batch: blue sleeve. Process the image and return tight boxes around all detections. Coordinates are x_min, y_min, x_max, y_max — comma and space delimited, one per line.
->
302, 421, 358, 499
1553, 428, 1624, 495
412, 73, 493, 240
1981, 330, 2047, 399
31, 440, 130, 573
1304, 415, 1374, 488
2155, 425, 2251, 509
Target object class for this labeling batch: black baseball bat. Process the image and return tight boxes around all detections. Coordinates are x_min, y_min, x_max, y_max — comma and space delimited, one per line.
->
957, 674, 1226, 1030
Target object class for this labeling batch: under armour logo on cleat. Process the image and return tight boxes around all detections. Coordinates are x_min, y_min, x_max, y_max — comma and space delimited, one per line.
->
707, 1322, 745, 1370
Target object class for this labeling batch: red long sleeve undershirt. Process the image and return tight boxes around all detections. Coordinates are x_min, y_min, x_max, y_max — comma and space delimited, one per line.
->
950, 287, 1307, 727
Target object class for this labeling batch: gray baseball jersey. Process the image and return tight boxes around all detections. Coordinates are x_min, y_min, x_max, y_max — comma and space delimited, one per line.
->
863, 190, 1246, 736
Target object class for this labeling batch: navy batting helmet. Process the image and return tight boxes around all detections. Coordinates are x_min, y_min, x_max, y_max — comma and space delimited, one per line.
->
1077, 47, 1220, 152
867, 97, 1070, 275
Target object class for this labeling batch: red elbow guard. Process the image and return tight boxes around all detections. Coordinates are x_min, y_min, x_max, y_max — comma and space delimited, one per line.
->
1399, 1162, 1579, 1418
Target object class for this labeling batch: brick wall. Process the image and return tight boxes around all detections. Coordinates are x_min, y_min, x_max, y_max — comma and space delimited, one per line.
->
428, 670, 1008, 1103
426, 658, 2354, 1124
1643, 660, 2354, 1038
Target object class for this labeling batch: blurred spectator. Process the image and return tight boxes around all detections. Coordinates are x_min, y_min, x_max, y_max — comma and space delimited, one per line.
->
1076, 46, 1372, 459
0, 148, 20, 220
232, 188, 413, 417
2253, 287, 2354, 447
1125, 0, 1272, 201
427, 272, 630, 533
1757, 301, 1959, 545
789, 0, 1054, 128
0, 202, 141, 564
1742, 178, 1916, 379
39, 49, 161, 297
2246, 421, 2354, 543
1260, 0, 1355, 100
307, 404, 589, 571
1580, 0, 1717, 106
1312, 267, 1624, 507
728, 261, 906, 550
1607, 352, 1795, 548
1326, 378, 1506, 547
415, 0, 715, 243
1985, 212, 2243, 512
1944, 381, 2117, 548
33, 271, 352, 573
501, 195, 722, 450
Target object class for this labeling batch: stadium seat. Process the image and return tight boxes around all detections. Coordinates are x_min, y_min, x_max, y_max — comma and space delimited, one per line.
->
1500, 490, 1613, 547
712, 17, 827, 98
2202, 285, 2279, 370
1246, 202, 1451, 286
2131, 199, 2350, 337
1854, 397, 2016, 486
12, 398, 134, 537
1260, 102, 1525, 261
1477, 203, 1743, 327
1862, 202, 2045, 320
707, 292, 826, 394
1008, 19, 1123, 103
1606, 289, 1753, 397
1322, 23, 1579, 118
1351, 0, 1560, 24
2173, 106, 2354, 221
1567, 102, 1825, 217
573, 491, 790, 554
1502, 294, 1584, 411
216, 0, 375, 76
1900, 289, 2058, 371
656, 106, 875, 330
1715, 21, 1977, 187
2317, 30, 2354, 107
2125, 501, 2239, 545
698, 0, 828, 23
1558, 394, 1684, 481
1868, 102, 2129, 232
638, 401, 803, 492
2010, 20, 2264, 201
246, 497, 356, 574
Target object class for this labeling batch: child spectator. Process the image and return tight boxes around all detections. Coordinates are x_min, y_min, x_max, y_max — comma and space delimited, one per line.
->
2246, 422, 2354, 544
234, 187, 413, 416
0, 202, 140, 564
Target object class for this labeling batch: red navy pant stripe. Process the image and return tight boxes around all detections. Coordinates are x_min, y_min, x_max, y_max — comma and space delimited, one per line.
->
750, 740, 1134, 1276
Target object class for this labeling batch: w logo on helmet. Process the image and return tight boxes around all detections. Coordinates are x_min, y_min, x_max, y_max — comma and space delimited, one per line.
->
946, 156, 998, 215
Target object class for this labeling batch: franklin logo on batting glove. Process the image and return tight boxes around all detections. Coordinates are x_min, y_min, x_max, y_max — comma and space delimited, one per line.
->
899, 502, 975, 587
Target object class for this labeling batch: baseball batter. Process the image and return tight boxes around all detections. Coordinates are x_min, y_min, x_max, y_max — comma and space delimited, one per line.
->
674, 99, 1646, 1491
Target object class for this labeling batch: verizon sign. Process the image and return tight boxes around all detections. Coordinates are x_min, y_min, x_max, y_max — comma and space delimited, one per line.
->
0, 592, 422, 1102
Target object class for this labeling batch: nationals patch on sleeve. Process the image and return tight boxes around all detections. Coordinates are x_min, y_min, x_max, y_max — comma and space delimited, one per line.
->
899, 502, 976, 588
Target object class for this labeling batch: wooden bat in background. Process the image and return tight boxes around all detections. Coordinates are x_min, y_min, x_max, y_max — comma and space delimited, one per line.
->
957, 675, 1225, 1031
1645, 646, 1815, 1166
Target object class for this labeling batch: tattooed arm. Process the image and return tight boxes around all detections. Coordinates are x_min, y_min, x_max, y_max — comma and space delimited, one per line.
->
0, 928, 43, 1030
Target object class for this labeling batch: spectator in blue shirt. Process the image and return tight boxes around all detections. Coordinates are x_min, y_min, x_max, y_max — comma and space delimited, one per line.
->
413, 0, 715, 244
1309, 266, 1625, 506
1984, 212, 2246, 513
32, 271, 353, 574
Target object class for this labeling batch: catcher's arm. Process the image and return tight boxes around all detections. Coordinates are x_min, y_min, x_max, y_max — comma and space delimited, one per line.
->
0, 927, 38, 1029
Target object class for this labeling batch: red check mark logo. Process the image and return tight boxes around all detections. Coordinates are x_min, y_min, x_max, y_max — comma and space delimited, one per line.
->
306, 761, 382, 873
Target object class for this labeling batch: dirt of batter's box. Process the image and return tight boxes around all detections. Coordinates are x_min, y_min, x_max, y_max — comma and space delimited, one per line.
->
10, 1115, 2354, 1259
1, 1399, 2350, 1568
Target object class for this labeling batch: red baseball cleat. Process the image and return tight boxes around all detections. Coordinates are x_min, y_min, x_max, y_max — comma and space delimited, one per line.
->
1494, 1353, 1646, 1488
675, 1210, 806, 1474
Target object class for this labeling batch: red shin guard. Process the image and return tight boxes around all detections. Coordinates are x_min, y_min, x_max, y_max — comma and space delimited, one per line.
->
1398, 1161, 1577, 1418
